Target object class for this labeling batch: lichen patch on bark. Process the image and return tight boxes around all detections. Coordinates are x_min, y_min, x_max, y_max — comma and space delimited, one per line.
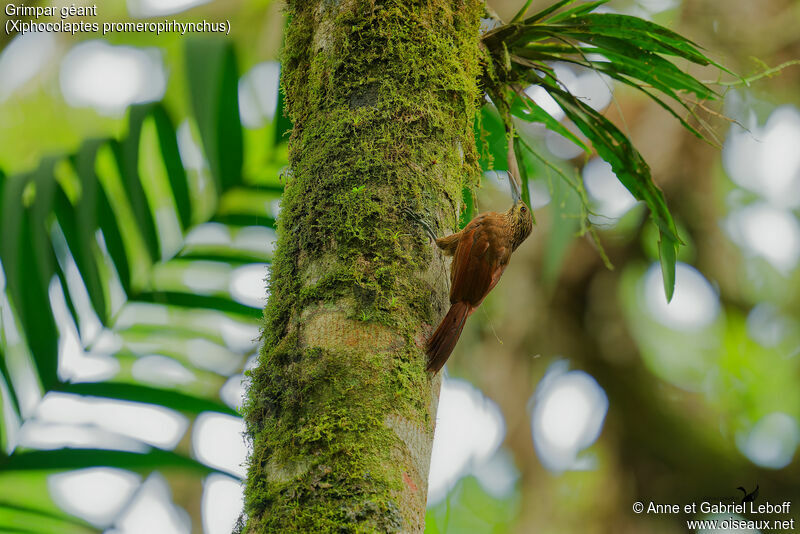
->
301, 304, 402, 353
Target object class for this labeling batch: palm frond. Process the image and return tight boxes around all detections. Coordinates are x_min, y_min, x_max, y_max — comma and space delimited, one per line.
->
482, 0, 733, 299
0, 38, 287, 504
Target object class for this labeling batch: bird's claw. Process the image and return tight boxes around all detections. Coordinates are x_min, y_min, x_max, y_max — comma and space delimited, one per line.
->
400, 206, 438, 242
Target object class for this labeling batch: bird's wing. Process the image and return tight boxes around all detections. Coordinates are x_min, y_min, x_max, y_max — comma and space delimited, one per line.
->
449, 217, 508, 306
436, 214, 489, 256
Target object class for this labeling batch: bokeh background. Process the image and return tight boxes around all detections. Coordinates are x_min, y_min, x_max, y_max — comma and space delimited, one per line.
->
0, 0, 798, 533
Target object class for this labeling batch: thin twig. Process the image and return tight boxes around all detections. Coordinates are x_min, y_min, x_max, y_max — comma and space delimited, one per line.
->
702, 59, 800, 87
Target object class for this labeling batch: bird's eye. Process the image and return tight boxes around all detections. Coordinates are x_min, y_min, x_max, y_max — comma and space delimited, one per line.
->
520, 205, 527, 213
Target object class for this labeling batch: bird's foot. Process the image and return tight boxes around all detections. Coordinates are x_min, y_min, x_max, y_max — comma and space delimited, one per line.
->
400, 205, 438, 242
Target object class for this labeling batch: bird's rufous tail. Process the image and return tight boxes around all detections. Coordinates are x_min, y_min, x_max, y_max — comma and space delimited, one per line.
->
426, 302, 471, 373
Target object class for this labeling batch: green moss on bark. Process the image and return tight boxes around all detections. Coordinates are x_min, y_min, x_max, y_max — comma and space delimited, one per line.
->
242, 1, 484, 531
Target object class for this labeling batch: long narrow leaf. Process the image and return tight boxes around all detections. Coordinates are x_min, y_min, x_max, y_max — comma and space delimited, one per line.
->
0, 448, 222, 475
0, 171, 59, 389
589, 67, 710, 141
524, 0, 580, 24
510, 0, 535, 23
547, 0, 610, 23
137, 292, 263, 319
52, 157, 108, 324
147, 104, 192, 229
659, 233, 678, 302
0, 171, 24, 423
30, 160, 60, 304
57, 382, 238, 417
0, 357, 22, 456
0, 502, 95, 534
121, 107, 162, 262
560, 35, 715, 98
513, 27, 716, 100
542, 26, 707, 64
95, 141, 152, 292
546, 86, 681, 298
509, 82, 590, 154
186, 38, 243, 192
548, 86, 678, 241
553, 14, 735, 74
513, 46, 714, 143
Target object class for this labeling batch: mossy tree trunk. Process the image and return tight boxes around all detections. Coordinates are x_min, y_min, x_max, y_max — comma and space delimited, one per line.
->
242, 1, 484, 532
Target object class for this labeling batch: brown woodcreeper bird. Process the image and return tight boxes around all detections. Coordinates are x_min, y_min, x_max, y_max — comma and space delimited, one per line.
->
426, 192, 533, 372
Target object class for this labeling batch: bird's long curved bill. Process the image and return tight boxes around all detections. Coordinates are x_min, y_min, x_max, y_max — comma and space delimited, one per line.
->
508, 171, 522, 202
506, 136, 523, 202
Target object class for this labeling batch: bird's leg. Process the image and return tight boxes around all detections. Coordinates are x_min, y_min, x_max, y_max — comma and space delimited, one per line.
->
400, 206, 438, 242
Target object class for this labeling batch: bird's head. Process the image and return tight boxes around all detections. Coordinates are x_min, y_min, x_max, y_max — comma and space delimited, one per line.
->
508, 200, 533, 250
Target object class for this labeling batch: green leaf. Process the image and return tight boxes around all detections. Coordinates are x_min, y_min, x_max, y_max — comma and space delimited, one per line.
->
139, 104, 192, 230
509, 85, 589, 154
510, 0, 535, 23
0, 171, 24, 426
547, 25, 704, 64
0, 448, 221, 475
458, 187, 475, 229
137, 292, 263, 319
546, 0, 609, 23
504, 9, 735, 152
512, 27, 715, 100
0, 354, 22, 451
0, 470, 99, 533
0, 502, 96, 534
0, 526, 49, 534
513, 44, 714, 142
659, 234, 678, 302
560, 35, 715, 98
94, 140, 152, 292
185, 38, 243, 192
0, 33, 274, 523
554, 14, 730, 72
0, 170, 59, 389
52, 155, 108, 324
29, 160, 59, 302
474, 105, 508, 172
544, 83, 680, 297
547, 85, 678, 240
591, 69, 710, 141
56, 382, 238, 417
523, 0, 581, 24
120, 106, 166, 262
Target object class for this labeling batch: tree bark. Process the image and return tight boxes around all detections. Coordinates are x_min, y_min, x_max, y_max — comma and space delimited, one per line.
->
242, 1, 484, 532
